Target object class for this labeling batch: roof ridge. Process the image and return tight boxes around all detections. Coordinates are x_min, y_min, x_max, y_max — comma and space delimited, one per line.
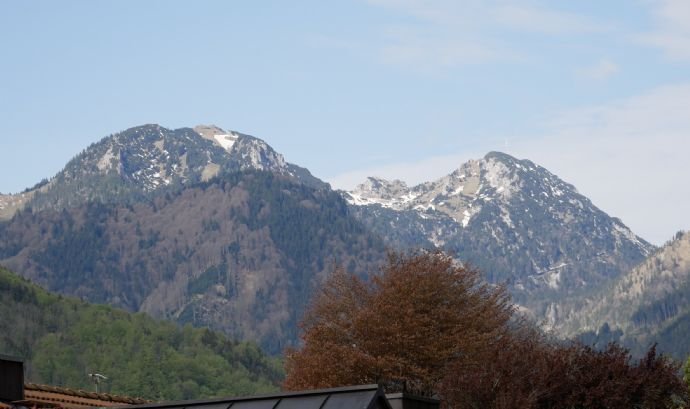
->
24, 383, 150, 404
117, 384, 382, 409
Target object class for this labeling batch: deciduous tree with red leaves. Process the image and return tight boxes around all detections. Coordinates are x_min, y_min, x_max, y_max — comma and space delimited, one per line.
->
283, 250, 513, 396
284, 250, 687, 408
441, 328, 687, 409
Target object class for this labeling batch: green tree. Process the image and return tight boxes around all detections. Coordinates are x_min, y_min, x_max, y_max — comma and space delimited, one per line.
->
0, 265, 283, 400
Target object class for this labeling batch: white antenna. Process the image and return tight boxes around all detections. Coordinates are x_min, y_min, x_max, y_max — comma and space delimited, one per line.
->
88, 373, 108, 393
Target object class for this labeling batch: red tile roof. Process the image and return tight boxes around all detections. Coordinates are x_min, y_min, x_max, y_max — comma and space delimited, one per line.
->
0, 383, 150, 409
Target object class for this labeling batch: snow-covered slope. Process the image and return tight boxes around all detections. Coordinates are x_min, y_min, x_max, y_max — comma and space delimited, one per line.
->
194, 125, 239, 151
346, 152, 623, 235
344, 151, 655, 329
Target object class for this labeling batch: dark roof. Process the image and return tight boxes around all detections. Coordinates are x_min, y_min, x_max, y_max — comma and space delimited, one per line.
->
385, 393, 439, 409
0, 354, 23, 363
116, 385, 391, 409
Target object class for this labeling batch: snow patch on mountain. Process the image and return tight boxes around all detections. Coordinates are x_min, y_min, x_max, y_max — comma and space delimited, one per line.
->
345, 154, 525, 228
346, 177, 414, 209
461, 209, 472, 227
214, 133, 238, 151
482, 156, 519, 198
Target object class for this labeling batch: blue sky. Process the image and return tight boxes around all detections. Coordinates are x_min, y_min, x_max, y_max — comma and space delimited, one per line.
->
1, 0, 689, 244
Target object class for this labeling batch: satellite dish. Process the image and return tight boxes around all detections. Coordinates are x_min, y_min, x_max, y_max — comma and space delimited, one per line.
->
89, 373, 108, 380
88, 373, 108, 392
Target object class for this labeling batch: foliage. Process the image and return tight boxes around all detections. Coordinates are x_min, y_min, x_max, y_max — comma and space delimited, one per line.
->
0, 265, 283, 400
443, 328, 687, 409
283, 250, 687, 408
685, 357, 690, 395
283, 251, 513, 396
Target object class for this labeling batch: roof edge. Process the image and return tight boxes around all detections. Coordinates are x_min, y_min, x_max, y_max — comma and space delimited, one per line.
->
24, 383, 150, 405
114, 384, 381, 409
385, 392, 440, 404
0, 354, 23, 363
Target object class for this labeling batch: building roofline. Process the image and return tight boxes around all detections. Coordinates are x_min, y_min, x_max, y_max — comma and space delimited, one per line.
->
386, 392, 440, 403
385, 392, 440, 404
115, 384, 382, 409
0, 354, 23, 363
24, 383, 150, 405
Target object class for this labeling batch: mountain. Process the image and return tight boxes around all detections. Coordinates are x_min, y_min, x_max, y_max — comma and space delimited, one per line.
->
0, 171, 386, 354
1, 124, 325, 218
0, 125, 662, 353
0, 124, 377, 353
343, 151, 655, 327
0, 264, 282, 400
568, 231, 690, 358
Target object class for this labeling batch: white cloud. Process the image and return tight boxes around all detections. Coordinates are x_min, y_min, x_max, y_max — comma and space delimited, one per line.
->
365, 0, 611, 69
379, 28, 507, 69
577, 58, 619, 80
637, 0, 690, 60
492, 4, 611, 34
371, 1, 512, 69
366, 0, 487, 26
510, 83, 690, 245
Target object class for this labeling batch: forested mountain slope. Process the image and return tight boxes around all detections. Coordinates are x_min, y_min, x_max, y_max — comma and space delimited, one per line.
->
569, 231, 690, 358
0, 123, 670, 356
0, 171, 386, 353
0, 265, 282, 400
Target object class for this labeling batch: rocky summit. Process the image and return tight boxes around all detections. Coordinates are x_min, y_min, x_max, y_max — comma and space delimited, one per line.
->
343, 151, 654, 328
2, 124, 325, 218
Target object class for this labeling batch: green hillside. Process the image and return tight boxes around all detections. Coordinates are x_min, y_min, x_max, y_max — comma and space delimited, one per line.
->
0, 265, 283, 400
0, 171, 385, 354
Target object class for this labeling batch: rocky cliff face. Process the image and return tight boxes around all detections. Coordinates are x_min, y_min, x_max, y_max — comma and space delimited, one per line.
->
344, 152, 655, 327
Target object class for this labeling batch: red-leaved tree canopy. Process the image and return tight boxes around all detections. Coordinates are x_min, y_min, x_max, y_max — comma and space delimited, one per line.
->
283, 250, 513, 396
284, 250, 688, 409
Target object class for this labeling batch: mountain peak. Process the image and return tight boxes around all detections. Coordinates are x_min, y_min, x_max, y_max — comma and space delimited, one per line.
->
347, 177, 412, 207
130, 123, 162, 131
194, 124, 225, 135
358, 176, 409, 194
193, 125, 239, 152
344, 151, 654, 306
483, 151, 542, 175
484, 150, 514, 161
2, 123, 327, 217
